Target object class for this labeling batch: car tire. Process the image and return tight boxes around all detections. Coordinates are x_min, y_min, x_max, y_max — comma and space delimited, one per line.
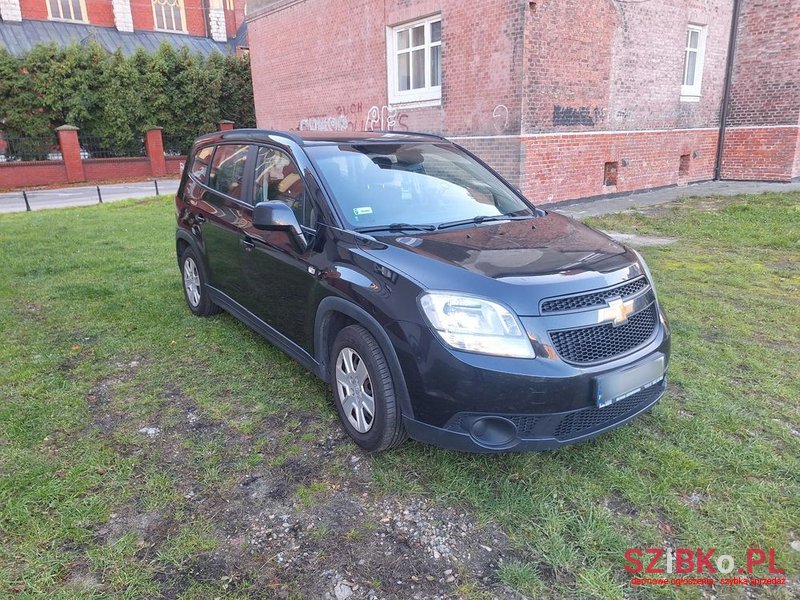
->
180, 246, 222, 316
330, 325, 407, 452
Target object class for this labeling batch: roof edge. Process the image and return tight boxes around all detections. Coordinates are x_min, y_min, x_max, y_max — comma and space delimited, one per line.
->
245, 0, 308, 23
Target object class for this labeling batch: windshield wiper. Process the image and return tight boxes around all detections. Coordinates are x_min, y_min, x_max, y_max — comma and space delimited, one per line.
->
436, 213, 536, 230
355, 223, 436, 234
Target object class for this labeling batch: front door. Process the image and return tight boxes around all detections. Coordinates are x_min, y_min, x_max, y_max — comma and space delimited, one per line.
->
241, 145, 317, 348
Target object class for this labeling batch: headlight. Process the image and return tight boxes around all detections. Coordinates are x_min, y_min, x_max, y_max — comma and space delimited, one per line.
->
418, 292, 535, 358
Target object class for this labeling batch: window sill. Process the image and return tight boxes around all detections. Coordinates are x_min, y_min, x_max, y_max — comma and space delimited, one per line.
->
153, 28, 189, 35
680, 94, 701, 103
49, 17, 89, 23
387, 97, 442, 110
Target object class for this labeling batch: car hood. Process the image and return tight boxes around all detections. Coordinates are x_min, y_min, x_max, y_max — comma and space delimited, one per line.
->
378, 211, 626, 278
356, 211, 643, 316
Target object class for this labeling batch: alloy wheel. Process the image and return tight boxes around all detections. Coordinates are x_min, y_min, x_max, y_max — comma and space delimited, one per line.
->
335, 347, 375, 433
183, 256, 201, 307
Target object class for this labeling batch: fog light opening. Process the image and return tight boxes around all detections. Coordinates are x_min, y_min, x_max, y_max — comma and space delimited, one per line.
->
469, 417, 519, 449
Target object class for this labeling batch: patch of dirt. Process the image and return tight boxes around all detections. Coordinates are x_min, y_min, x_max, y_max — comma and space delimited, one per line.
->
602, 231, 678, 247
629, 195, 738, 219
752, 333, 800, 353
602, 494, 639, 518
771, 419, 800, 438
682, 492, 708, 509
79, 366, 528, 599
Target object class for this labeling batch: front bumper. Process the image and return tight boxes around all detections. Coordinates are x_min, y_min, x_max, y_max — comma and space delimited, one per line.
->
388, 312, 670, 453
403, 378, 666, 452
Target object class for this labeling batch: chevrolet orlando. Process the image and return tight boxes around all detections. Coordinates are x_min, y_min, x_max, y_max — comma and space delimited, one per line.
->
175, 130, 670, 452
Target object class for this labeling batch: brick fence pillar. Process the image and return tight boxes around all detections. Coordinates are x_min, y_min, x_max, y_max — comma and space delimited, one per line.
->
144, 127, 166, 177
219, 120, 235, 131
56, 125, 85, 183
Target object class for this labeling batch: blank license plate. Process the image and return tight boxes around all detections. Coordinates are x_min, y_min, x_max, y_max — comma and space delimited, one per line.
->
595, 355, 665, 408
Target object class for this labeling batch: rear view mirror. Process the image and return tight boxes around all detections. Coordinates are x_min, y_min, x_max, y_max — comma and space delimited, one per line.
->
253, 201, 307, 251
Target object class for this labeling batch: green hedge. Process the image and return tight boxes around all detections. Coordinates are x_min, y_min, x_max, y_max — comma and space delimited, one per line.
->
0, 42, 255, 157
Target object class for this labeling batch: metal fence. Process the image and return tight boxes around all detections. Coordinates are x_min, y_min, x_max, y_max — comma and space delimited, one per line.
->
80, 135, 147, 159
0, 134, 58, 162
162, 134, 191, 157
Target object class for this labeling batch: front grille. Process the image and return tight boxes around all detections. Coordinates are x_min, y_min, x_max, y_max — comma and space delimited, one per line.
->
552, 380, 664, 440
509, 415, 539, 434
549, 304, 658, 364
541, 277, 649, 314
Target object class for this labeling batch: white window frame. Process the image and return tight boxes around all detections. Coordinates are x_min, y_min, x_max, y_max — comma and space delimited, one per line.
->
46, 0, 88, 23
681, 24, 708, 102
386, 15, 442, 106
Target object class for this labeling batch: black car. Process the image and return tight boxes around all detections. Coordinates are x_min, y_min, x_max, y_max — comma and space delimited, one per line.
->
175, 130, 670, 452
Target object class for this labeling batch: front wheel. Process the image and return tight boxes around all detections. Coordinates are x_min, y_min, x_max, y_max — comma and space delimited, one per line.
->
330, 325, 406, 452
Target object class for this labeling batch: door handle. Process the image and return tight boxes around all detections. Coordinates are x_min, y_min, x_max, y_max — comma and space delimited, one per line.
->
195, 214, 207, 224
241, 238, 255, 251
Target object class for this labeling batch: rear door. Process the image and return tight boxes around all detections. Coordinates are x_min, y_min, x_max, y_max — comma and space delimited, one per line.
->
240, 145, 318, 347
193, 143, 254, 302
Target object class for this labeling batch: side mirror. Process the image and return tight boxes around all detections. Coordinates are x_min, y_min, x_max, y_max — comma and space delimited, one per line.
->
253, 201, 307, 251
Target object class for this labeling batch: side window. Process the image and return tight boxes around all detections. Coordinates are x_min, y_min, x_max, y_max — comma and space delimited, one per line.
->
253, 146, 306, 225
208, 144, 249, 200
190, 146, 214, 184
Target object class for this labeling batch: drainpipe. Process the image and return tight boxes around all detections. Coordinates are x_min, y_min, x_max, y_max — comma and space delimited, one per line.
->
714, 0, 743, 180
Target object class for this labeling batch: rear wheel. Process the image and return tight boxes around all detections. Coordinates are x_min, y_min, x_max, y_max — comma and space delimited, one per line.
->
330, 325, 406, 452
180, 247, 221, 316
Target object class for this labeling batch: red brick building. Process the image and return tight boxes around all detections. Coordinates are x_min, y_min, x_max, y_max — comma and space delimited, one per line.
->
0, 0, 248, 55
246, 0, 799, 204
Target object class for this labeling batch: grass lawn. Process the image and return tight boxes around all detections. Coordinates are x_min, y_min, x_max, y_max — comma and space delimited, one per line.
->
0, 192, 798, 599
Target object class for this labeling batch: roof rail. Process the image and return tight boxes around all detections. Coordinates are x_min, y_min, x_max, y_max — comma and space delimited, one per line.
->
193, 128, 306, 146
228, 128, 306, 146
370, 130, 448, 141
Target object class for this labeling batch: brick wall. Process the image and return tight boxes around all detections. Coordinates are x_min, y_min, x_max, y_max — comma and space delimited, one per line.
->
248, 0, 526, 184
0, 161, 67, 189
19, 0, 116, 24
719, 0, 800, 181
129, 0, 207, 36
18, 0, 47, 20
248, 0, 798, 204
0, 127, 190, 191
520, 129, 719, 203
17, 0, 213, 37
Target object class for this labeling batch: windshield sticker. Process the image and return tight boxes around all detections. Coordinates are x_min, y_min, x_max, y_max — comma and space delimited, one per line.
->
353, 207, 373, 216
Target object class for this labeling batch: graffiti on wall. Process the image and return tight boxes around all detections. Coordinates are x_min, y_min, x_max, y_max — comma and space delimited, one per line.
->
297, 102, 409, 132
552, 106, 607, 127
364, 105, 409, 131
492, 104, 510, 133
298, 115, 350, 131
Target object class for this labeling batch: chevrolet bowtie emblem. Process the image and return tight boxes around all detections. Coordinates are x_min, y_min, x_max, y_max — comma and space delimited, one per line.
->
598, 297, 635, 326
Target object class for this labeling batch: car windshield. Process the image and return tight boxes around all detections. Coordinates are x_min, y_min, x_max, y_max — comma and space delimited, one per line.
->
306, 142, 535, 231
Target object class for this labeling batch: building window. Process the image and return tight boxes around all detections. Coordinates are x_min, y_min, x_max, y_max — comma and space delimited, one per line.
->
152, 0, 187, 32
47, 0, 87, 22
681, 24, 707, 101
387, 15, 442, 105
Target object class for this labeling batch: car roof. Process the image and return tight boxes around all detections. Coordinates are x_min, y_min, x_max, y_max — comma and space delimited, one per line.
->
193, 129, 447, 148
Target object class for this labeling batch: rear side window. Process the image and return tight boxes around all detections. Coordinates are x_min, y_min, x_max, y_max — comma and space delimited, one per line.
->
208, 144, 250, 200
253, 146, 306, 225
190, 146, 214, 184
